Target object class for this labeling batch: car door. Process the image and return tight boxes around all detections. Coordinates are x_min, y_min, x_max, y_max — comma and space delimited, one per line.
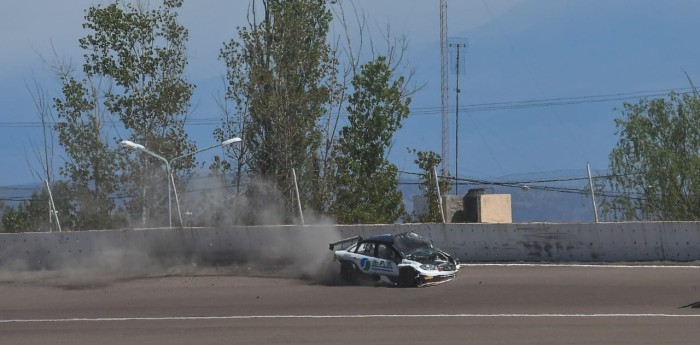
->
367, 243, 400, 277
352, 241, 375, 272
353, 241, 400, 277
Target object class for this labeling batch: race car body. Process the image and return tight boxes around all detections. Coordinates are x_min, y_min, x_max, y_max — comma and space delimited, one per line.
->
329, 231, 459, 287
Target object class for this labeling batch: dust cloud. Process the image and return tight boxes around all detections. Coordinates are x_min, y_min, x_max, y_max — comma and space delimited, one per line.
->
181, 175, 345, 283
0, 236, 197, 287
0, 177, 346, 287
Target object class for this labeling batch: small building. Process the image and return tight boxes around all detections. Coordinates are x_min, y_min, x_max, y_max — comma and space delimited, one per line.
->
416, 188, 512, 223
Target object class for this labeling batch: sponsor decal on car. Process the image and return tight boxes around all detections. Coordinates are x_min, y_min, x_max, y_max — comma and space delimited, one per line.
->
372, 260, 394, 272
360, 258, 394, 272
360, 258, 371, 271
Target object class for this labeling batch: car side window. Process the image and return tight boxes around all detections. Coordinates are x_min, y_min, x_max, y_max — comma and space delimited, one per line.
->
356, 242, 375, 256
377, 244, 397, 261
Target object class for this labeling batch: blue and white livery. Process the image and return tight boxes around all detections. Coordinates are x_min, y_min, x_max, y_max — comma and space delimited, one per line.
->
329, 231, 459, 287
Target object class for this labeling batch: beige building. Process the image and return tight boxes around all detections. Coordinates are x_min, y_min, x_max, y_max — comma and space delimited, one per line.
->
415, 188, 512, 223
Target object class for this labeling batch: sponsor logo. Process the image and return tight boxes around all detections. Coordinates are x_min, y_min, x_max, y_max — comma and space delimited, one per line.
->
360, 258, 371, 271
360, 258, 394, 272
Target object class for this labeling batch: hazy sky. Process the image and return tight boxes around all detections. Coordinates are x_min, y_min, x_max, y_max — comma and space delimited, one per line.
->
1, 0, 699, 188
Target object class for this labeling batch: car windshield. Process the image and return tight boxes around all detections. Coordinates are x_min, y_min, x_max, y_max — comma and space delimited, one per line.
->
393, 232, 432, 255
405, 247, 439, 263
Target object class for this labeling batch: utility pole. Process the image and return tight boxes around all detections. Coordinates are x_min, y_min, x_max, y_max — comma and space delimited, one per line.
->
440, 0, 449, 176
587, 162, 599, 223
449, 39, 468, 195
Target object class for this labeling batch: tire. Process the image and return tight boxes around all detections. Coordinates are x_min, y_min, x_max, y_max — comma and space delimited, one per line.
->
398, 267, 418, 287
340, 261, 358, 282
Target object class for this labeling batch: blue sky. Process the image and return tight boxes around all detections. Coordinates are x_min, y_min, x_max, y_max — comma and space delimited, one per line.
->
1, 0, 699, 188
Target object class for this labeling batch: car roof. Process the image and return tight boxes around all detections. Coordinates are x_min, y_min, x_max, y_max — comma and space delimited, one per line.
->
363, 233, 395, 245
362, 231, 423, 246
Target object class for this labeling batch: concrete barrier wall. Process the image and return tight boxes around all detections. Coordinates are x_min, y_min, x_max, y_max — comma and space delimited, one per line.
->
338, 222, 700, 262
1, 222, 699, 272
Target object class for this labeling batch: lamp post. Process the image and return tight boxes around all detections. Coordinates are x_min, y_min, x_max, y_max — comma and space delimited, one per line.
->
169, 137, 242, 226
119, 140, 173, 227
120, 137, 242, 228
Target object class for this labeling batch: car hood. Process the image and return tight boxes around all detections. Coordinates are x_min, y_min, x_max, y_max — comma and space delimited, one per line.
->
405, 247, 458, 271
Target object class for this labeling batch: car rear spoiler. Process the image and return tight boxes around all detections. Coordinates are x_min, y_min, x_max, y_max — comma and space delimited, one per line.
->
329, 236, 362, 251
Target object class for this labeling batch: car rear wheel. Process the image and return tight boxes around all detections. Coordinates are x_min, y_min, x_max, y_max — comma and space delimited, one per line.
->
398, 267, 418, 287
340, 261, 358, 282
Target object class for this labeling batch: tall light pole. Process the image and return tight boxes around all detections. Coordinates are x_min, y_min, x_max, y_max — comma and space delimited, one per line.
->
120, 140, 173, 227
169, 137, 242, 226
120, 137, 242, 228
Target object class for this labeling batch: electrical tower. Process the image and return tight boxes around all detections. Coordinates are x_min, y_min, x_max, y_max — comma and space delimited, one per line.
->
440, 0, 448, 176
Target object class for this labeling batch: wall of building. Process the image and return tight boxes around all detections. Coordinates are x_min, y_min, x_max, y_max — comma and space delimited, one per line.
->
478, 194, 512, 223
1, 222, 699, 273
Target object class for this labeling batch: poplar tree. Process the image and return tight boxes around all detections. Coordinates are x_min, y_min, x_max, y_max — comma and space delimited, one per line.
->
58, 0, 195, 227
607, 91, 700, 220
219, 0, 338, 222
332, 56, 411, 224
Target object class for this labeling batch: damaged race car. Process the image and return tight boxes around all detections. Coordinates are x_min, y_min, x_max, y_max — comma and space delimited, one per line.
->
329, 231, 459, 287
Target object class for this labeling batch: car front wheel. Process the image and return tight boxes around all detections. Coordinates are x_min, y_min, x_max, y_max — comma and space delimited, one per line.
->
398, 267, 418, 287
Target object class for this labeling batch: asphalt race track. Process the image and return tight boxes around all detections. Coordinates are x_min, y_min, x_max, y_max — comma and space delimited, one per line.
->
1, 264, 699, 344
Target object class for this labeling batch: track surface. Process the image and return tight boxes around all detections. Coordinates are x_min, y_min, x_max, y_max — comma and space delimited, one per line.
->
1, 264, 699, 344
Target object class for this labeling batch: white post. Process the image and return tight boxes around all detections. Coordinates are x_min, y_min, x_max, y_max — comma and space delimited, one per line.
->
587, 162, 599, 223
292, 168, 304, 225
170, 173, 183, 227
433, 166, 446, 224
45, 179, 61, 232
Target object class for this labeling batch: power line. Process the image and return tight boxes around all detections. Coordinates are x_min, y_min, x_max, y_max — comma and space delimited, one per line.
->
398, 170, 649, 201
0, 170, 654, 208
1, 87, 694, 129
407, 87, 695, 115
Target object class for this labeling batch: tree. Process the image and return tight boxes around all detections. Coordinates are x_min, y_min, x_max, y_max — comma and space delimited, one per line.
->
1, 208, 28, 233
25, 77, 58, 186
1, 182, 74, 233
332, 56, 411, 224
0, 200, 10, 233
54, 75, 120, 230
219, 0, 338, 223
606, 91, 700, 221
410, 150, 451, 223
71, 0, 195, 227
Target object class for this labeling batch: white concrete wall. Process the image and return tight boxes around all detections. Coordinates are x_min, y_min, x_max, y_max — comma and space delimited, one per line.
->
1, 222, 699, 272
332, 222, 700, 262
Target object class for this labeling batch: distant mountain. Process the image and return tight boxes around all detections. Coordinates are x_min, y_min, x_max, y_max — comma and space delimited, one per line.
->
0, 183, 41, 206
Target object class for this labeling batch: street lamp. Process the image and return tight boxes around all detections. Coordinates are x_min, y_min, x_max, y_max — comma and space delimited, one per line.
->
120, 140, 173, 227
169, 137, 242, 226
120, 137, 242, 228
